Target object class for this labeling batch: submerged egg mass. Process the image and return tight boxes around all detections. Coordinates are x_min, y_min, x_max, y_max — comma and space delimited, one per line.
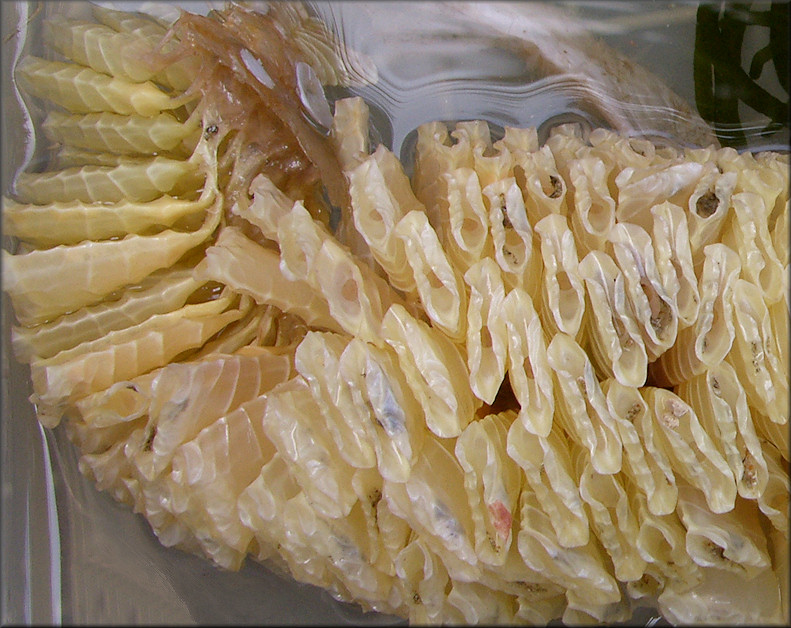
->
2, 2, 789, 626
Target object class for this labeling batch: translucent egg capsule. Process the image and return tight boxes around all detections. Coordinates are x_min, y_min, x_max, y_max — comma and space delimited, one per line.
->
295, 331, 377, 469
722, 192, 785, 305
534, 214, 586, 340
338, 339, 426, 483
601, 379, 678, 516
651, 243, 741, 387
502, 287, 555, 438
456, 411, 522, 567
566, 154, 616, 257
727, 278, 788, 426
685, 167, 738, 265
381, 303, 479, 439
442, 167, 494, 274
515, 484, 623, 621
393, 537, 453, 624
384, 435, 479, 577
262, 376, 358, 520
506, 419, 590, 549
394, 210, 468, 341
237, 453, 302, 562
578, 249, 648, 387
198, 226, 342, 334
675, 483, 771, 579
615, 159, 715, 228
757, 441, 790, 535
627, 483, 702, 593
608, 221, 679, 361
463, 258, 508, 404
470, 126, 514, 189
348, 146, 421, 294
649, 201, 700, 329
571, 444, 647, 583
29, 293, 245, 422
511, 144, 568, 226
546, 333, 623, 475
676, 362, 769, 501
412, 121, 475, 236
483, 176, 542, 298
641, 387, 736, 514
165, 393, 277, 569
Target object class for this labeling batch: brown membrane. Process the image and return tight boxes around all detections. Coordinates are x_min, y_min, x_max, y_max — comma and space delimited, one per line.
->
164, 8, 340, 225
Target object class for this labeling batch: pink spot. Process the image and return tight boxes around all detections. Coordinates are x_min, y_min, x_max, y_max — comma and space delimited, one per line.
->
487, 500, 512, 540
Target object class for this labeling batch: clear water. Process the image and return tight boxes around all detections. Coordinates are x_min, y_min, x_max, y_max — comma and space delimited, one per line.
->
310, 0, 789, 168
313, 1, 619, 164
